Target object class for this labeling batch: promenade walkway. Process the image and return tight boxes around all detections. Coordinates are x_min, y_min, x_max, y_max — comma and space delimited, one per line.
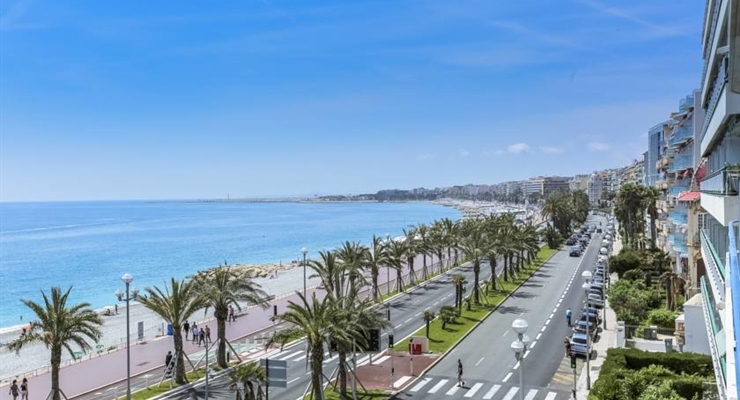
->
0, 252, 451, 400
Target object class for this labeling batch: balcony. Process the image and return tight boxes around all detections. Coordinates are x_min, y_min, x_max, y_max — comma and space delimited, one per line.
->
670, 212, 688, 225
668, 185, 690, 197
729, 219, 739, 398
679, 94, 694, 111
701, 168, 740, 225
670, 125, 693, 147
700, 56, 740, 156
700, 276, 727, 398
669, 153, 694, 172
701, 228, 727, 304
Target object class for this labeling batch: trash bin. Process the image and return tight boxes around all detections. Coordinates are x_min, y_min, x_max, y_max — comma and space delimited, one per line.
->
167, 324, 174, 336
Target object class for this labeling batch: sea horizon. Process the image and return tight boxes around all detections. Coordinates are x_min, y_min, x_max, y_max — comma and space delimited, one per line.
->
0, 200, 462, 328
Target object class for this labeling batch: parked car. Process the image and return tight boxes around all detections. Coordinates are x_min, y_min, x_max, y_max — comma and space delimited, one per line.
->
566, 238, 576, 245
587, 293, 604, 308
599, 247, 609, 255
582, 307, 601, 322
570, 333, 592, 358
596, 228, 603, 233
579, 313, 599, 327
570, 246, 582, 257
605, 234, 612, 240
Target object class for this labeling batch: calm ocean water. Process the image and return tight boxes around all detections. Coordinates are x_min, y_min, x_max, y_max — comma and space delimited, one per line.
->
0, 201, 460, 328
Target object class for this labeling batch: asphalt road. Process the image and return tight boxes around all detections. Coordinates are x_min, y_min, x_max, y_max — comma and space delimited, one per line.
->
161, 253, 502, 400
392, 215, 606, 400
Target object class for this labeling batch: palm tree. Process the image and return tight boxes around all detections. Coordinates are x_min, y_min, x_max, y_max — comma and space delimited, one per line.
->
659, 271, 677, 310
439, 306, 456, 329
335, 241, 368, 291
428, 225, 447, 275
452, 274, 466, 314
458, 219, 486, 305
438, 218, 458, 268
386, 239, 408, 293
403, 228, 420, 285
276, 292, 349, 400
228, 362, 266, 400
194, 266, 269, 367
8, 287, 103, 400
365, 235, 388, 301
423, 310, 436, 338
415, 224, 432, 280
308, 251, 343, 296
643, 186, 661, 249
138, 278, 208, 384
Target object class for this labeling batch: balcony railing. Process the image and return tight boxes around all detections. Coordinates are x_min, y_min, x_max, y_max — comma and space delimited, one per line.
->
701, 229, 727, 303
679, 94, 694, 110
729, 218, 739, 397
669, 154, 694, 172
670, 125, 693, 147
701, 55, 729, 144
701, 276, 727, 398
670, 212, 688, 225
702, 0, 724, 87
668, 186, 690, 196
701, 167, 740, 195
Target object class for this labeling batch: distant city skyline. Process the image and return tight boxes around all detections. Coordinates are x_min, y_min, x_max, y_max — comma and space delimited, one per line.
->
0, 0, 702, 202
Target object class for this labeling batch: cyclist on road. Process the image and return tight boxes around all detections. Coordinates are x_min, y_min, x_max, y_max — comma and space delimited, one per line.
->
565, 308, 572, 326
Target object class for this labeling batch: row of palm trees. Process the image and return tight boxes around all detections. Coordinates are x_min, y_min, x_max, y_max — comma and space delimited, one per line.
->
540, 190, 591, 237
7, 211, 542, 400
614, 183, 661, 249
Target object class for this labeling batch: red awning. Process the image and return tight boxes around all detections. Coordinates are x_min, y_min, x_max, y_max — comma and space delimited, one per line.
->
678, 191, 701, 202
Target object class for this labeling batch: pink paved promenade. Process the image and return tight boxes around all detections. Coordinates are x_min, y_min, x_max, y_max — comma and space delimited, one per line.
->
1, 252, 450, 400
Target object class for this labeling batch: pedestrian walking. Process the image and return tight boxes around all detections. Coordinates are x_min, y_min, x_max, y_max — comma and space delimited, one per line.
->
228, 305, 236, 322
199, 327, 206, 346
457, 359, 465, 387
20, 378, 28, 400
165, 351, 173, 368
192, 325, 199, 344
9, 380, 19, 400
204, 325, 211, 344
183, 321, 190, 340
564, 337, 572, 356
565, 307, 572, 326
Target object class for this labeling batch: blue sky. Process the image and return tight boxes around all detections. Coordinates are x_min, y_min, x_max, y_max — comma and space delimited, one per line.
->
0, 0, 703, 201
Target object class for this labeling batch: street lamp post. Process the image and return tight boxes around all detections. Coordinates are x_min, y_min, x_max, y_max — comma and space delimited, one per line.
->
385, 234, 391, 296
116, 273, 139, 400
301, 248, 308, 299
581, 270, 592, 390
510, 318, 529, 400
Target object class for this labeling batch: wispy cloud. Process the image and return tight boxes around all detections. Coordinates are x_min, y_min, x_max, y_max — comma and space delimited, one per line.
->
573, 0, 682, 37
489, 20, 584, 51
587, 142, 610, 152
508, 142, 531, 154
540, 146, 564, 154
458, 148, 470, 158
415, 153, 435, 161
0, 0, 42, 31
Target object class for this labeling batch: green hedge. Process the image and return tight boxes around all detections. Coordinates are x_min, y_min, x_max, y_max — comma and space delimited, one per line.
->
590, 348, 713, 400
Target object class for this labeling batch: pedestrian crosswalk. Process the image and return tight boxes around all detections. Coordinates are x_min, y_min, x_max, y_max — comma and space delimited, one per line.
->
402, 376, 570, 399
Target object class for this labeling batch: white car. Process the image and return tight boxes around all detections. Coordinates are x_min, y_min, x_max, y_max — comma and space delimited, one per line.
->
598, 255, 607, 264
587, 293, 604, 308
599, 247, 608, 255
605, 234, 612, 240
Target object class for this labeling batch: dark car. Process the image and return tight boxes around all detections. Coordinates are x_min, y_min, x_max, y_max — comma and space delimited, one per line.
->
566, 238, 576, 245
579, 313, 599, 325
570, 246, 582, 257
573, 320, 598, 338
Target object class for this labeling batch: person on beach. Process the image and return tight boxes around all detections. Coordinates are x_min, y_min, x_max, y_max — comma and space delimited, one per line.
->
192, 325, 199, 344
9, 380, 19, 400
183, 321, 190, 340
204, 326, 211, 343
20, 378, 28, 400
199, 327, 206, 346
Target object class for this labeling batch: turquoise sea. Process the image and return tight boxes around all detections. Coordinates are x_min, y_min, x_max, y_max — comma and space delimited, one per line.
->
0, 201, 460, 328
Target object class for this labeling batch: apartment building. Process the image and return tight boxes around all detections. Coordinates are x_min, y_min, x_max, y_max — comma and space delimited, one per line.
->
695, 0, 740, 397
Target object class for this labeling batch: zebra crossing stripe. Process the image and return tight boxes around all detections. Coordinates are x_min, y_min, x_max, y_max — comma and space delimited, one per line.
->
445, 383, 460, 395
544, 392, 558, 400
374, 355, 391, 364
464, 382, 483, 397
409, 378, 432, 392
394, 376, 412, 388
428, 379, 448, 394
501, 387, 519, 400
482, 384, 501, 399
524, 389, 538, 400
294, 354, 307, 362
276, 350, 303, 360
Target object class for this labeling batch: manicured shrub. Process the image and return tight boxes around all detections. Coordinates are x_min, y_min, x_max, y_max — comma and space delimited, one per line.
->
647, 309, 678, 329
622, 269, 645, 281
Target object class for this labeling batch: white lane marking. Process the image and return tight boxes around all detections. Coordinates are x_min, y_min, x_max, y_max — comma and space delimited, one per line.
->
288, 377, 300, 384
502, 387, 519, 400
544, 392, 557, 400
549, 313, 555, 319
428, 379, 449, 393
409, 377, 432, 392
523, 350, 530, 358
276, 350, 303, 360
525, 389, 538, 400
513, 361, 520, 369
375, 355, 390, 364
394, 324, 403, 329
433, 301, 440, 305
502, 372, 512, 382
445, 384, 460, 395
503, 330, 509, 337
546, 318, 551, 325
465, 382, 484, 397
414, 312, 421, 317
530, 341, 537, 349
393, 376, 411, 388
541, 325, 547, 333
536, 333, 542, 340
483, 384, 502, 399
404, 317, 413, 324
294, 354, 307, 362
475, 357, 485, 366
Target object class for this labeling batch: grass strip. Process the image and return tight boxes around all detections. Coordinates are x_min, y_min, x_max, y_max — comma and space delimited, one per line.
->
303, 388, 389, 399
126, 367, 207, 400
395, 247, 556, 354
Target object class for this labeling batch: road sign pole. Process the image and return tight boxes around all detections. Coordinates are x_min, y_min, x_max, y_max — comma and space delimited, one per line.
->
265, 358, 269, 400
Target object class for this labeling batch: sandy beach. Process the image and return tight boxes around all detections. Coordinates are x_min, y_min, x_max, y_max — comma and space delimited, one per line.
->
0, 261, 321, 383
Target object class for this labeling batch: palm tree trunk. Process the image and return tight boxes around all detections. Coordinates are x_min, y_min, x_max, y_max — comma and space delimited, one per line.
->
397, 269, 403, 293
372, 269, 379, 301
503, 256, 509, 282
473, 262, 480, 305
51, 347, 61, 400
422, 254, 428, 280
490, 258, 498, 291
338, 350, 348, 396
217, 316, 227, 367
310, 343, 325, 400
408, 258, 416, 285
174, 332, 186, 384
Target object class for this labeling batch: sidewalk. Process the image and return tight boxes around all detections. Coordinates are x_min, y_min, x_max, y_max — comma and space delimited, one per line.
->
574, 233, 622, 400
